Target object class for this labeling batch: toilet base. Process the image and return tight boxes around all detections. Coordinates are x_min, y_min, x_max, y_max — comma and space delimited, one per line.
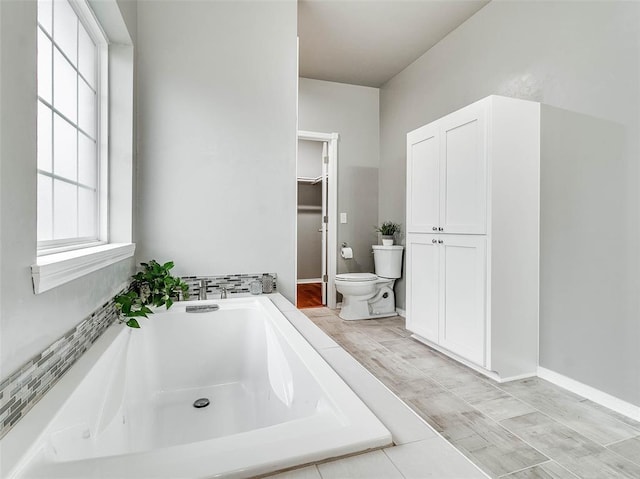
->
340, 311, 399, 321
338, 285, 398, 321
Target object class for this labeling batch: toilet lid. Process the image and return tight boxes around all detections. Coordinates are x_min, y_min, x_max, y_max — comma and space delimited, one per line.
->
336, 273, 378, 282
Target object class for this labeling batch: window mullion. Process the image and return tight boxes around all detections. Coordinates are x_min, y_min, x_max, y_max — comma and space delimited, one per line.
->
38, 169, 95, 191
49, 107, 55, 241
75, 17, 80, 239
38, 98, 96, 142
49, 4, 56, 241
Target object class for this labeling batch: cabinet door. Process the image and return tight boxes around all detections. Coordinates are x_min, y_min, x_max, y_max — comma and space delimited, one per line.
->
440, 102, 487, 234
406, 234, 440, 343
439, 235, 486, 366
407, 124, 440, 233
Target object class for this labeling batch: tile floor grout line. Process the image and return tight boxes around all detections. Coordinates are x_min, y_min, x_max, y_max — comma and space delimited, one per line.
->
498, 459, 582, 479
496, 459, 554, 478
380, 448, 410, 479
553, 461, 582, 479
604, 440, 640, 469
603, 433, 640, 448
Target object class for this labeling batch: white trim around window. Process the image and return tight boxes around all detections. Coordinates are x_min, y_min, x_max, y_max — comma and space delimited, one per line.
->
32, 243, 135, 294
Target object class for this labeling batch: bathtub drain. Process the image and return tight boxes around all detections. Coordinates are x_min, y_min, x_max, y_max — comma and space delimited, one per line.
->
193, 398, 210, 408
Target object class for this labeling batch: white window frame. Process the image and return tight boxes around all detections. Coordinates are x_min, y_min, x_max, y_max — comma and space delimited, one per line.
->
32, 0, 135, 294
37, 0, 109, 256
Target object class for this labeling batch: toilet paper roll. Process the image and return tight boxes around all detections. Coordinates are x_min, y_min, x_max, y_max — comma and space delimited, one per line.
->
341, 247, 353, 259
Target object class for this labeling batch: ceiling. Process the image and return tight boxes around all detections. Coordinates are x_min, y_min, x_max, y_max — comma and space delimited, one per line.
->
298, 0, 489, 88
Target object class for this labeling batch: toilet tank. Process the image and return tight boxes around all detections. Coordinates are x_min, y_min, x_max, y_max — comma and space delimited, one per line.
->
372, 245, 404, 279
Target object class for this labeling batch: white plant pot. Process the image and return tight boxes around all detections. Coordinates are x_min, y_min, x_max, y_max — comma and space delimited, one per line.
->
381, 236, 394, 246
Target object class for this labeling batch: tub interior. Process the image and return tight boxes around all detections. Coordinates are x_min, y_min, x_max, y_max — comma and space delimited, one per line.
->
43, 302, 332, 463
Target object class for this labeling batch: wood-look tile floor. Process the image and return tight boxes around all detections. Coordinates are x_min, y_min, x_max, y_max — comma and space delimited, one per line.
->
303, 308, 640, 479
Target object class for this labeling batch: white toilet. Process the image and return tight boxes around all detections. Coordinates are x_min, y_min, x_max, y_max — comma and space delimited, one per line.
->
335, 245, 404, 320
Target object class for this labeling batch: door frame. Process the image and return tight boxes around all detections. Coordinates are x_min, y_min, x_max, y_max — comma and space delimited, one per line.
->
297, 130, 339, 309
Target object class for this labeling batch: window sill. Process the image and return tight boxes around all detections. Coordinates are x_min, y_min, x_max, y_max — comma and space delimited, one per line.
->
31, 243, 136, 294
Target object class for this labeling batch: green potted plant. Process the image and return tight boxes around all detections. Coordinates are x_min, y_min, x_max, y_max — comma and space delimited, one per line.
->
115, 260, 190, 328
375, 221, 401, 246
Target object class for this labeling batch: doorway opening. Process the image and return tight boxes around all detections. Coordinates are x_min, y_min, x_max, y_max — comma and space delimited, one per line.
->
296, 131, 338, 309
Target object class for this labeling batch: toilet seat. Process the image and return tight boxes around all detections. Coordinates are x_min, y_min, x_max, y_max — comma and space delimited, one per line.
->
335, 273, 378, 282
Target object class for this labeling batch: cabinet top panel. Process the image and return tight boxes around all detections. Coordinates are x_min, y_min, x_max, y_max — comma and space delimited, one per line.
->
407, 95, 539, 138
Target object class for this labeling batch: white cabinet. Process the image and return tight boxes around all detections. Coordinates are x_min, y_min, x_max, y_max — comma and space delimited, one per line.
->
407, 102, 486, 235
439, 235, 486, 366
406, 234, 486, 366
407, 124, 440, 233
406, 95, 540, 382
406, 234, 440, 342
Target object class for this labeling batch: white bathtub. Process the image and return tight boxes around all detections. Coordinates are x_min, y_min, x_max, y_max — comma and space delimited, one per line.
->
4, 296, 391, 478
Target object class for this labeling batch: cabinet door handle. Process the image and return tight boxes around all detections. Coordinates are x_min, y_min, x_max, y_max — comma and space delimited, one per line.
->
432, 239, 437, 244
438, 239, 443, 244
432, 226, 438, 231
438, 227, 444, 231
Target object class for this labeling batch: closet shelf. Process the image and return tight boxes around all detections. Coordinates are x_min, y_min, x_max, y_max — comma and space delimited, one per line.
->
297, 205, 322, 212
297, 175, 323, 185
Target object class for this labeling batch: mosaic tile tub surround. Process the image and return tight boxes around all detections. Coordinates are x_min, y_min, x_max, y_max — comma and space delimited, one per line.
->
0, 298, 119, 440
0, 272, 277, 440
181, 273, 277, 298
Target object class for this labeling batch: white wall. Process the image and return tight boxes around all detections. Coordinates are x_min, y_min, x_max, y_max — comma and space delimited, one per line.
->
298, 139, 323, 179
380, 1, 640, 406
135, 1, 298, 301
0, 0, 136, 380
298, 78, 379, 275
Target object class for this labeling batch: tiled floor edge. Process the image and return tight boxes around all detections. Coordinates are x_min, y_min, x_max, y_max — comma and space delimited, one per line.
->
258, 445, 392, 479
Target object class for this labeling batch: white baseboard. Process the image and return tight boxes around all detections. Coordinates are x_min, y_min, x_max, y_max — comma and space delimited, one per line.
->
537, 366, 640, 421
297, 278, 322, 284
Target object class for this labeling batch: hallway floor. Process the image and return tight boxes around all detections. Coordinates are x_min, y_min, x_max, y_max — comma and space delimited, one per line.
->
302, 307, 640, 479
296, 283, 323, 309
